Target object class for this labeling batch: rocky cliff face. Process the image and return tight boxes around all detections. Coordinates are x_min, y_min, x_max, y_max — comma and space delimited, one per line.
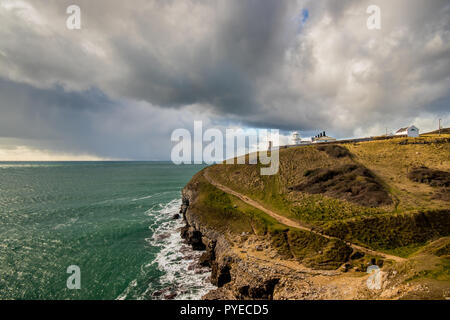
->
179, 181, 445, 300
180, 196, 232, 290
180, 186, 285, 299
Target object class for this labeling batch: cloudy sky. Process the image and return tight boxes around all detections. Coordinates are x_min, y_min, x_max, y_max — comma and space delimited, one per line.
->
0, 0, 449, 160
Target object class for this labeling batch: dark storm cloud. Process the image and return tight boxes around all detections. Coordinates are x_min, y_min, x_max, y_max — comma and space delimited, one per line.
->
0, 77, 212, 159
107, 0, 295, 116
0, 77, 113, 140
111, 36, 258, 115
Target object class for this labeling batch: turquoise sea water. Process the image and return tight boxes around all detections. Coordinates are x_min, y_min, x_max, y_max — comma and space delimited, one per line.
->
0, 161, 213, 300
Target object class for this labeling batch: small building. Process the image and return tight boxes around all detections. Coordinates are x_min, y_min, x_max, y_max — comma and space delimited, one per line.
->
395, 125, 419, 137
291, 131, 302, 145
291, 131, 310, 145
312, 136, 337, 143
311, 131, 336, 143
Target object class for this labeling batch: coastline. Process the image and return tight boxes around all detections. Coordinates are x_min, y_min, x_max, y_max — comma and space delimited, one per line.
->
146, 199, 217, 300
179, 172, 447, 300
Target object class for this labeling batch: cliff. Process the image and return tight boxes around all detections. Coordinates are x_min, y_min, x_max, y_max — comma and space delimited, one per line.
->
180, 134, 450, 299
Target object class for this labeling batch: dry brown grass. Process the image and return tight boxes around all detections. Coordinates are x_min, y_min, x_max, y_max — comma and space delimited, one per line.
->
346, 136, 450, 211
202, 135, 450, 255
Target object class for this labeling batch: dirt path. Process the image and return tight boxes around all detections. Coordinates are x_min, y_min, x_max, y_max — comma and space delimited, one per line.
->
204, 170, 406, 263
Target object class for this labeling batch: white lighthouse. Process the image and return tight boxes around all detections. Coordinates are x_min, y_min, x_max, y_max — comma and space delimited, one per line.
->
291, 131, 302, 145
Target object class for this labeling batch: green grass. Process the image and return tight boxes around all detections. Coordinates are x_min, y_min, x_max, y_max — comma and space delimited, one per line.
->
203, 137, 450, 257
187, 173, 352, 269
405, 258, 450, 282
190, 177, 254, 235
289, 194, 384, 222
186, 136, 450, 275
210, 163, 387, 225
433, 242, 450, 257
383, 244, 426, 258
321, 210, 450, 256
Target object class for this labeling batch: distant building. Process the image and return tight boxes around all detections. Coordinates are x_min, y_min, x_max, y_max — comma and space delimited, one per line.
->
395, 125, 419, 137
290, 131, 311, 145
311, 131, 336, 143
291, 131, 302, 145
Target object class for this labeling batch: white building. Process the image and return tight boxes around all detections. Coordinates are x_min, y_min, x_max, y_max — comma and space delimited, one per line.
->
311, 136, 337, 143
290, 131, 311, 145
291, 131, 302, 145
395, 125, 419, 137
311, 131, 336, 143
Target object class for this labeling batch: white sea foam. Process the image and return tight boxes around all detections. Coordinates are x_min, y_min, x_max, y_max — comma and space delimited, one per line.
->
131, 191, 174, 202
116, 279, 137, 300
147, 199, 216, 299
118, 199, 216, 300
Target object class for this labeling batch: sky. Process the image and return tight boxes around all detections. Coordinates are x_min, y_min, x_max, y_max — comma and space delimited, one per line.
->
0, 0, 449, 161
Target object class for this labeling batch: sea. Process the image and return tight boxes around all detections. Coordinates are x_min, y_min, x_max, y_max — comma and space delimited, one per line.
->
0, 161, 215, 300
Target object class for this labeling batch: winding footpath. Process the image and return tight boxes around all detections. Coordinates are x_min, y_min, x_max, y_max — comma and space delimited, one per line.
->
204, 170, 406, 263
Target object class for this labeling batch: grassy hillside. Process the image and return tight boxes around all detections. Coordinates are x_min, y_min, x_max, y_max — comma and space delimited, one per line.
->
203, 135, 450, 257
186, 172, 353, 269
184, 134, 449, 291
345, 135, 450, 211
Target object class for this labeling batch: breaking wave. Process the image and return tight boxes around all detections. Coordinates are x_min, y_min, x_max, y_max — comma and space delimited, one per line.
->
118, 199, 216, 300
